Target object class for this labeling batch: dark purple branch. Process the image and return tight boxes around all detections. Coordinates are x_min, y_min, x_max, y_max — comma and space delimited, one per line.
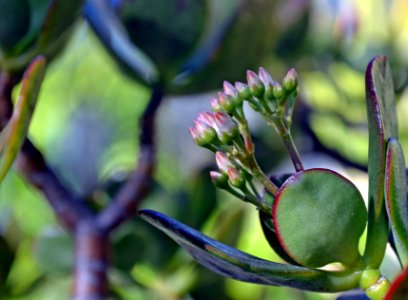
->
0, 72, 93, 232
97, 87, 163, 232
17, 140, 94, 231
72, 220, 109, 300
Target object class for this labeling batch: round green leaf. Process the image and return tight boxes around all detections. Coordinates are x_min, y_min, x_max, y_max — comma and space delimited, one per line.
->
272, 168, 367, 268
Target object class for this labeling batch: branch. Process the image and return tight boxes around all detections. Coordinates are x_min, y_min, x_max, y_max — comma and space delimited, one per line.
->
0, 71, 93, 232
97, 87, 163, 232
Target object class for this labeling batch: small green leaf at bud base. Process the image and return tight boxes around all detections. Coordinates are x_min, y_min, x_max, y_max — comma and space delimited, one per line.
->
360, 269, 381, 290
227, 167, 245, 188
282, 68, 298, 93
210, 171, 229, 189
246, 70, 264, 98
366, 277, 391, 300
235, 82, 251, 100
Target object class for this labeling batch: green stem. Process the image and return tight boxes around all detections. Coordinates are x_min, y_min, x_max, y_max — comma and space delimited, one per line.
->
245, 154, 279, 196
270, 117, 304, 172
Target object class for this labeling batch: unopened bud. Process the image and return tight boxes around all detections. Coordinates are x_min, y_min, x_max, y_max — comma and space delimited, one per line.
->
214, 112, 239, 144
210, 97, 222, 112
360, 269, 381, 290
258, 67, 275, 100
272, 81, 285, 100
193, 120, 218, 145
235, 82, 251, 100
210, 171, 229, 188
246, 70, 264, 98
215, 151, 233, 174
227, 167, 245, 188
217, 92, 235, 113
282, 68, 298, 93
223, 81, 238, 97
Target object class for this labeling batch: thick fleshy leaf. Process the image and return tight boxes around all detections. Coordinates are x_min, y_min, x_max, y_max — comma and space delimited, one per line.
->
385, 267, 408, 300
36, 0, 83, 52
138, 209, 362, 292
0, 56, 46, 183
84, 0, 159, 86
272, 168, 367, 268
385, 138, 408, 265
0, 0, 30, 52
364, 55, 398, 267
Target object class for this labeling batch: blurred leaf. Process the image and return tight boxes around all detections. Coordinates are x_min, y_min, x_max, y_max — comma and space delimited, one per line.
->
385, 267, 408, 300
0, 235, 14, 291
34, 227, 73, 275
179, 166, 217, 229
84, 0, 158, 86
0, 0, 30, 52
139, 209, 361, 292
119, 0, 207, 77
0, 56, 45, 183
364, 55, 398, 268
36, 0, 83, 52
385, 138, 408, 265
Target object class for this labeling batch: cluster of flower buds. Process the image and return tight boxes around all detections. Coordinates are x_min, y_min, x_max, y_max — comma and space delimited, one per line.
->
189, 111, 240, 149
244, 67, 298, 116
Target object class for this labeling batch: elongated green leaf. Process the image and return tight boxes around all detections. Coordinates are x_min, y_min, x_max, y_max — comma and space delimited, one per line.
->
385, 138, 408, 265
36, 0, 83, 52
364, 55, 397, 267
0, 56, 46, 183
139, 209, 362, 292
84, 0, 158, 86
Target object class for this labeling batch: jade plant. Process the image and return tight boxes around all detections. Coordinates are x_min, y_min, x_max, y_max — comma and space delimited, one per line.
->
139, 55, 408, 299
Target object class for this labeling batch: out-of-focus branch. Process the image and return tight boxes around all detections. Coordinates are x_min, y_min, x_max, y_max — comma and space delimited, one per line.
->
72, 220, 109, 300
0, 71, 93, 232
17, 140, 94, 231
97, 87, 163, 232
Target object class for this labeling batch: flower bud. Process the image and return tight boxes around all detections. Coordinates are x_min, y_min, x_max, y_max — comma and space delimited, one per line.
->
214, 112, 239, 144
258, 67, 274, 100
223, 81, 238, 97
235, 82, 251, 100
246, 70, 264, 98
197, 112, 217, 128
215, 152, 233, 174
217, 92, 235, 113
209, 170, 229, 188
227, 167, 245, 188
210, 97, 222, 112
272, 81, 285, 100
282, 68, 298, 93
192, 120, 218, 145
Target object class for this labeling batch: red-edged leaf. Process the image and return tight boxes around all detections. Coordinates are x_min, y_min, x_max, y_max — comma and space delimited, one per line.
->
364, 55, 397, 267
385, 138, 408, 265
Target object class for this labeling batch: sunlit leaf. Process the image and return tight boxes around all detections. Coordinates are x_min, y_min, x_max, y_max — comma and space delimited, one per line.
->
0, 56, 46, 183
139, 209, 361, 292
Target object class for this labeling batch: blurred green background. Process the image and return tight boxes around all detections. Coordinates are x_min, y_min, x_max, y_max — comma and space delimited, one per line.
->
1, 0, 408, 299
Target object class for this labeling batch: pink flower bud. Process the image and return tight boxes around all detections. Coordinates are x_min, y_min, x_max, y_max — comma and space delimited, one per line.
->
197, 112, 217, 128
223, 81, 238, 97
210, 97, 222, 112
217, 92, 235, 113
246, 70, 264, 97
235, 81, 251, 100
258, 67, 274, 87
209, 170, 229, 188
215, 151, 233, 173
227, 167, 245, 188
282, 68, 298, 93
